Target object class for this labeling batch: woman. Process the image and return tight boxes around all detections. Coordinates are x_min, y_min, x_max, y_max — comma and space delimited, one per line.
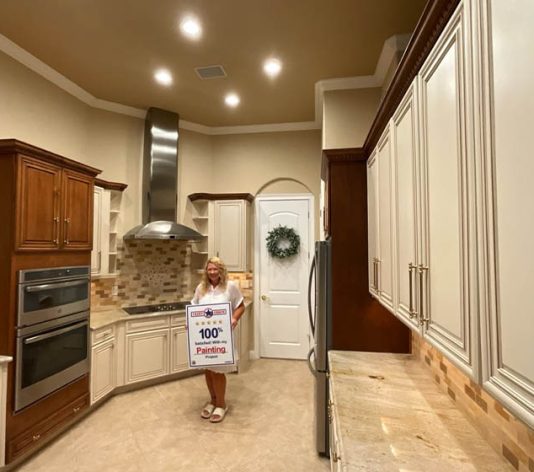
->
190, 257, 245, 423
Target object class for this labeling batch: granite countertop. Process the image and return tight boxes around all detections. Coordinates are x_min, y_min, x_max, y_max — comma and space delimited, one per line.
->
328, 350, 512, 472
0, 355, 12, 365
91, 298, 252, 331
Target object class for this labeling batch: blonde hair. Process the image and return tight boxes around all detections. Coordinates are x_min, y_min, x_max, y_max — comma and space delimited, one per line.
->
199, 257, 228, 295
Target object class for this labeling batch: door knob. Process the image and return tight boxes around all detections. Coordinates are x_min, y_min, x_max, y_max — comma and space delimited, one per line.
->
261, 295, 268, 301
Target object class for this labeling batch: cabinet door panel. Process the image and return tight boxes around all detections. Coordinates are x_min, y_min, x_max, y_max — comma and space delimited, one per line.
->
126, 330, 169, 384
214, 201, 245, 271
367, 153, 378, 297
91, 339, 115, 404
377, 129, 394, 311
170, 326, 188, 373
419, 6, 475, 377
479, 0, 534, 427
392, 84, 419, 329
62, 170, 93, 250
16, 157, 61, 250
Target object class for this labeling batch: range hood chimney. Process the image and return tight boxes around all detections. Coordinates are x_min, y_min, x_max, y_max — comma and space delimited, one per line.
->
124, 108, 203, 241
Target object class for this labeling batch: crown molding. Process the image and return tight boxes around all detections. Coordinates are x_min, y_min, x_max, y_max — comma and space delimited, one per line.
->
1, 32, 408, 135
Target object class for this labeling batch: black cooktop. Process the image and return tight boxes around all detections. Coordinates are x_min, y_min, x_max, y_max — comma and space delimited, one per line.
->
123, 301, 189, 315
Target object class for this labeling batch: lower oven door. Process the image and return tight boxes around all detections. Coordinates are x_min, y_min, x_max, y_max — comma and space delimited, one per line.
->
15, 313, 90, 411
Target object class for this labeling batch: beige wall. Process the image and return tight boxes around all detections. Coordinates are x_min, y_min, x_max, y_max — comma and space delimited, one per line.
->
0, 50, 144, 233
1, 49, 322, 238
322, 87, 382, 149
178, 129, 213, 226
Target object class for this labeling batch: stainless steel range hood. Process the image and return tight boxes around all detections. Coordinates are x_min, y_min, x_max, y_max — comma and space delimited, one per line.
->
124, 108, 203, 241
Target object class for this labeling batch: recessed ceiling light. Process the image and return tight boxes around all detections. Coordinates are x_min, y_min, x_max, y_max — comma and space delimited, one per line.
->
263, 58, 282, 78
224, 93, 240, 108
180, 15, 202, 40
154, 69, 173, 86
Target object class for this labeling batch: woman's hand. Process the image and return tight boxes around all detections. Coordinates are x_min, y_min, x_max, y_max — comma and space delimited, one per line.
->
231, 316, 238, 330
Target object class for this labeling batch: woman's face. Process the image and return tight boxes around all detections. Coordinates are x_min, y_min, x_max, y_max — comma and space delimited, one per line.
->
206, 263, 220, 285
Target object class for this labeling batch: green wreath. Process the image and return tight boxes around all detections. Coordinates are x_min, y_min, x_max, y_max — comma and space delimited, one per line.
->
266, 225, 300, 259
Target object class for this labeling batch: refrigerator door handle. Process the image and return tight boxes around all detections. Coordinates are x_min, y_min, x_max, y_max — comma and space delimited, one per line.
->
307, 347, 317, 377
308, 255, 316, 336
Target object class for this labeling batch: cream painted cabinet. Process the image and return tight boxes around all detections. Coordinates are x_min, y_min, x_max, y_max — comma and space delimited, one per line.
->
417, 1, 478, 379
367, 126, 395, 310
391, 81, 420, 332
372, 2, 479, 379
376, 127, 395, 312
211, 200, 250, 272
91, 187, 122, 277
91, 325, 116, 404
170, 326, 188, 373
125, 317, 170, 384
367, 151, 379, 298
476, 0, 534, 428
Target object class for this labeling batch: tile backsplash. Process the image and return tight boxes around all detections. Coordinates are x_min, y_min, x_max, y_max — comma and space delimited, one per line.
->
91, 241, 254, 310
91, 240, 193, 310
412, 332, 534, 471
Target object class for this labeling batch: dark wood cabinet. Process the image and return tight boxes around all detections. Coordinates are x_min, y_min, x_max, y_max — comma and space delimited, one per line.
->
15, 155, 94, 252
61, 169, 94, 250
323, 149, 410, 353
0, 140, 100, 465
16, 157, 62, 250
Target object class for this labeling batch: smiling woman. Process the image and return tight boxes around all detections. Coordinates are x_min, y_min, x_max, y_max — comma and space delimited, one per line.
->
190, 257, 245, 423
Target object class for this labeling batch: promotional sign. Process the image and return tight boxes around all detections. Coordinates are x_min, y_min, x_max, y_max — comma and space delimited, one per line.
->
186, 302, 235, 368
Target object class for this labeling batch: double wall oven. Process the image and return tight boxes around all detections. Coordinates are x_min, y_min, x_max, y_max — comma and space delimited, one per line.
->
15, 266, 90, 411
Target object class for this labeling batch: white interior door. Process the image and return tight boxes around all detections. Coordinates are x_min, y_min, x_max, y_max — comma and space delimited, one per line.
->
257, 196, 312, 360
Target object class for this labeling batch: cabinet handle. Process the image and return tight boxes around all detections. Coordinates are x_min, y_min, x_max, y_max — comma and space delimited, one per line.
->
408, 263, 417, 319
332, 451, 341, 463
64, 217, 70, 244
418, 265, 429, 328
53, 216, 60, 245
73, 406, 80, 413
32, 434, 41, 441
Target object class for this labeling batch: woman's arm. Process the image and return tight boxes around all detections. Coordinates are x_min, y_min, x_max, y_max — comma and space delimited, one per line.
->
231, 302, 245, 329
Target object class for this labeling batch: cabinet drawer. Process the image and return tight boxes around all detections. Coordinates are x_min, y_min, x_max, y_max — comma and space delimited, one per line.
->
171, 314, 186, 326
7, 393, 89, 461
91, 325, 115, 345
126, 316, 169, 333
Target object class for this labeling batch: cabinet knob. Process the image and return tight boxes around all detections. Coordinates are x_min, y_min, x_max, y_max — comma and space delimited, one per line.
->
261, 295, 268, 301
73, 406, 80, 413
32, 434, 41, 441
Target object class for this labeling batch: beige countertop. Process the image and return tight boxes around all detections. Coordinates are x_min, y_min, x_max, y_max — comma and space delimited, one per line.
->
91, 298, 252, 331
328, 350, 512, 472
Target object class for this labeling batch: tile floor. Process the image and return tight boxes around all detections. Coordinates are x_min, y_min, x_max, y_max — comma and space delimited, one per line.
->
16, 359, 330, 471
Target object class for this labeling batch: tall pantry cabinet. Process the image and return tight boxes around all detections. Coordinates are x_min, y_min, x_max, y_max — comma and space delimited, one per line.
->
368, 0, 534, 428
476, 0, 534, 428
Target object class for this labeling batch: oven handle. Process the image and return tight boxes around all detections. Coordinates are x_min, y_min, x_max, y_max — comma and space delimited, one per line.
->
23, 320, 88, 345
25, 279, 88, 293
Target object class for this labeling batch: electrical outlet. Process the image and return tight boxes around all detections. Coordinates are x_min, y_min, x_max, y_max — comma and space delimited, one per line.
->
111, 284, 119, 296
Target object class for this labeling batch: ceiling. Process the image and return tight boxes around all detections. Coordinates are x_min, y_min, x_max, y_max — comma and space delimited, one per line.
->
0, 0, 426, 127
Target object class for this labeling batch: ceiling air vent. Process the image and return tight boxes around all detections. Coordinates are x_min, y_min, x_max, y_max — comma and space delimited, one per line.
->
195, 65, 227, 80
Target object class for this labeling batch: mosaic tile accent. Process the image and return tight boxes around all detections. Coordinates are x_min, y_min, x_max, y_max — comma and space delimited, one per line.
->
91, 243, 254, 311
91, 240, 194, 310
412, 332, 534, 472
227, 271, 254, 300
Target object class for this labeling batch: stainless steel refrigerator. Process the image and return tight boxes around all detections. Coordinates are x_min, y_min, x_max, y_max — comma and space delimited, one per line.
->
307, 240, 331, 456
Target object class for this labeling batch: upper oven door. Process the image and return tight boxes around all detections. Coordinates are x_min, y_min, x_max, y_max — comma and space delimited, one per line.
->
18, 277, 90, 327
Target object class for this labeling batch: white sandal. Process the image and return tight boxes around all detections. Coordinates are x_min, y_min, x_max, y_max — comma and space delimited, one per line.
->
209, 406, 228, 423
201, 402, 215, 419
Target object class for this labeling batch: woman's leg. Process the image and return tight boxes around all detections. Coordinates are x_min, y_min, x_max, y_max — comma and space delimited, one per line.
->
212, 372, 227, 408
204, 370, 216, 403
